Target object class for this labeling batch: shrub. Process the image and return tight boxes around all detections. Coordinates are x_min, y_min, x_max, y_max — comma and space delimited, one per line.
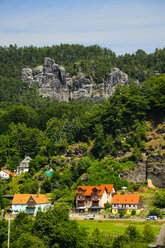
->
143, 224, 155, 243
104, 202, 111, 209
119, 209, 126, 218
131, 209, 136, 215
153, 193, 165, 208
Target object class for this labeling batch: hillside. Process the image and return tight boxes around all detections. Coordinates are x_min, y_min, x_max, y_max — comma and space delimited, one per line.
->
0, 44, 165, 207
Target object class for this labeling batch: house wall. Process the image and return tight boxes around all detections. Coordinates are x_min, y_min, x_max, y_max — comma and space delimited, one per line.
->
107, 187, 116, 203
12, 203, 51, 214
16, 167, 29, 175
100, 189, 108, 207
112, 203, 142, 215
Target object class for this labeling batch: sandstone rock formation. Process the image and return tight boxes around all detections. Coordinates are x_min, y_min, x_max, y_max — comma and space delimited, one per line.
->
21, 57, 129, 102
119, 123, 165, 188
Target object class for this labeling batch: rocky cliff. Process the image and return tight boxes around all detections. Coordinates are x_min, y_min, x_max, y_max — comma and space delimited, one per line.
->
119, 123, 165, 188
21, 57, 129, 102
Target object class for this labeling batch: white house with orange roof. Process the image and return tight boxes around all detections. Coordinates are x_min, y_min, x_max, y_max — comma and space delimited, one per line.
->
11, 194, 51, 215
112, 194, 143, 215
0, 169, 15, 180
75, 184, 116, 212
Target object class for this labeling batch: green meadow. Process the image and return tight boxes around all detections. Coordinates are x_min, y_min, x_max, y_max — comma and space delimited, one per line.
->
78, 220, 164, 236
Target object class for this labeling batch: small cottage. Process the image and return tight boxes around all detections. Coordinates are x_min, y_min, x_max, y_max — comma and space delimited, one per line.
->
11, 194, 51, 214
0, 169, 15, 180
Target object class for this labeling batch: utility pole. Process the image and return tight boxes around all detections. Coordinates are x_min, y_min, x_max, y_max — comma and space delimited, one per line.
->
8, 215, 10, 248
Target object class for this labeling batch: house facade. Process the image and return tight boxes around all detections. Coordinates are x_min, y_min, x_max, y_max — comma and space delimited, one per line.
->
75, 184, 116, 212
0, 170, 15, 180
112, 194, 143, 215
11, 194, 51, 214
16, 156, 32, 175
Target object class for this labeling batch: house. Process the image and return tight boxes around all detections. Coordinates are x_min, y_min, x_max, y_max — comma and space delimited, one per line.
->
0, 169, 15, 180
16, 156, 32, 175
75, 184, 116, 212
112, 194, 143, 215
11, 194, 51, 215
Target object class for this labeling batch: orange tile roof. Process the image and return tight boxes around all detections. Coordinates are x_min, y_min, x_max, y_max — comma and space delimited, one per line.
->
12, 194, 50, 205
76, 184, 114, 196
3, 170, 11, 175
112, 194, 141, 205
101, 184, 114, 193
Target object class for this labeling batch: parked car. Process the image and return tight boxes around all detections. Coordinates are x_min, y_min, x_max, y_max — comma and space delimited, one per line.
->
84, 214, 95, 220
146, 215, 157, 221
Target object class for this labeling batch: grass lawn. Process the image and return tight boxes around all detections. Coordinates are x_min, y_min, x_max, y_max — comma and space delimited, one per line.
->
78, 220, 164, 236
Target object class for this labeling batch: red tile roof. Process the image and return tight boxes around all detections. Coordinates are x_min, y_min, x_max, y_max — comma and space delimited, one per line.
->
2, 170, 15, 176
12, 194, 50, 205
112, 194, 141, 205
76, 184, 114, 196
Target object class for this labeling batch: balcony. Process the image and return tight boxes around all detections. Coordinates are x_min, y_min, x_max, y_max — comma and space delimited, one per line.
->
77, 203, 84, 208
26, 205, 36, 210
91, 197, 99, 201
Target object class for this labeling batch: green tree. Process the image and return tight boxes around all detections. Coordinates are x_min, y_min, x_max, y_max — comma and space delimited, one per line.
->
41, 178, 52, 193
0, 218, 8, 248
29, 155, 48, 174
91, 124, 105, 159
143, 224, 155, 243
125, 225, 140, 240
153, 193, 165, 208
13, 233, 45, 248
112, 235, 130, 248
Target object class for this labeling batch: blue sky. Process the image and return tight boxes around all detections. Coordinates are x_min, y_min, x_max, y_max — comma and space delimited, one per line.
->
0, 0, 165, 55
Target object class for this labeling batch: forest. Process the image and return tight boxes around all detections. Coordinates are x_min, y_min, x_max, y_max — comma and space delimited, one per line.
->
0, 44, 165, 83
0, 44, 165, 247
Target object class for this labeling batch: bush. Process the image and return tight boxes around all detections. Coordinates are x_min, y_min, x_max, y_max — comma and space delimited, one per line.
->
125, 225, 140, 240
131, 209, 136, 215
119, 209, 126, 218
104, 202, 111, 209
153, 193, 165, 208
143, 224, 155, 243
149, 208, 163, 218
